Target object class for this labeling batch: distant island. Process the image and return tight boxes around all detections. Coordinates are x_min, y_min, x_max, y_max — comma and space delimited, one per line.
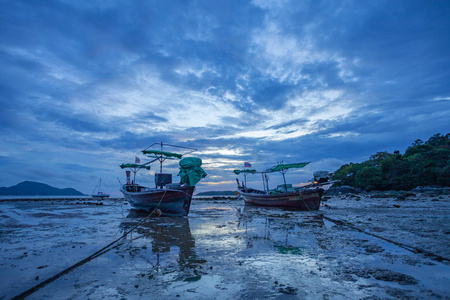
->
0, 181, 85, 196
196, 190, 237, 196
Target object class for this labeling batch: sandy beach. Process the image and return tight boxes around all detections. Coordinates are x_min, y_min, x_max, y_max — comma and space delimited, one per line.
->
1, 192, 449, 299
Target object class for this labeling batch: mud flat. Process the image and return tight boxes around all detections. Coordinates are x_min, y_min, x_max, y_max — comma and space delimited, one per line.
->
0, 194, 449, 299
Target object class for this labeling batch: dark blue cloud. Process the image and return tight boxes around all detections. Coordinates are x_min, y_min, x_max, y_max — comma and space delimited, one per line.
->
0, 0, 449, 194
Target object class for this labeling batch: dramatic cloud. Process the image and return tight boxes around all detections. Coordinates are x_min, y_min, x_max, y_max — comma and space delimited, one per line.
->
0, 0, 449, 195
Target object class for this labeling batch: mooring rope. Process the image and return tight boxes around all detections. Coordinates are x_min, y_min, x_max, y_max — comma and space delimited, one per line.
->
320, 214, 450, 262
12, 190, 168, 300
300, 192, 450, 262
299, 188, 315, 211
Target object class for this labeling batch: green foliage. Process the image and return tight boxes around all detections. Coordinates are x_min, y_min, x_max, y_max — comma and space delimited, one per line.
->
332, 133, 450, 191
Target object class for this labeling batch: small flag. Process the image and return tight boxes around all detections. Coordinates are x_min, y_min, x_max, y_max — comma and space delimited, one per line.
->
244, 162, 251, 168
135, 157, 140, 163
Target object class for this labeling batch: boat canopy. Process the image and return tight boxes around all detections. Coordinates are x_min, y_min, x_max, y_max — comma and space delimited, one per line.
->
233, 169, 257, 175
120, 163, 151, 170
267, 162, 310, 173
142, 149, 182, 159
178, 157, 207, 186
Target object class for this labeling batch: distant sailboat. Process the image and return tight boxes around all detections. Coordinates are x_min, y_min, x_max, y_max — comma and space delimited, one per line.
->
91, 178, 110, 199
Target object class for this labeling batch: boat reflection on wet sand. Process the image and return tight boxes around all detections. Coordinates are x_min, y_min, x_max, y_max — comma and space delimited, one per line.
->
121, 209, 207, 281
237, 205, 326, 258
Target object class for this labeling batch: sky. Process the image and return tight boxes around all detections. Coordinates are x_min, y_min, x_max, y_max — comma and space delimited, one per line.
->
0, 0, 449, 196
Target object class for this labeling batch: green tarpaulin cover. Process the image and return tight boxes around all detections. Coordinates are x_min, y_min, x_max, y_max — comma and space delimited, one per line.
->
141, 149, 182, 159
178, 157, 207, 186
267, 162, 310, 173
233, 169, 257, 175
120, 163, 151, 170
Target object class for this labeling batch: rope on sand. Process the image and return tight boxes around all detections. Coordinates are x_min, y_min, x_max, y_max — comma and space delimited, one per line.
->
11, 190, 167, 300
320, 214, 450, 263
300, 192, 449, 263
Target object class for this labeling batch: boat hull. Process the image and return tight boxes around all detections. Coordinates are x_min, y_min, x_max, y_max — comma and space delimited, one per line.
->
91, 194, 110, 199
239, 187, 323, 210
120, 185, 195, 216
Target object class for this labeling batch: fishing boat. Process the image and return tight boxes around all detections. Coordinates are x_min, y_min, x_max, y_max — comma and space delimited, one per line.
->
91, 178, 110, 199
119, 143, 207, 216
234, 162, 324, 211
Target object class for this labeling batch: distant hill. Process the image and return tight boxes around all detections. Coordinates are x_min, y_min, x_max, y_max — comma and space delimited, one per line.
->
0, 181, 85, 196
332, 133, 450, 191
196, 190, 237, 196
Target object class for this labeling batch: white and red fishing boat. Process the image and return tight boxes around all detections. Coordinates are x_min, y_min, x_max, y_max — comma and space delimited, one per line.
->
234, 162, 324, 211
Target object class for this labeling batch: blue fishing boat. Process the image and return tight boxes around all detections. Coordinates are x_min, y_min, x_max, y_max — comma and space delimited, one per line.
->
120, 142, 207, 216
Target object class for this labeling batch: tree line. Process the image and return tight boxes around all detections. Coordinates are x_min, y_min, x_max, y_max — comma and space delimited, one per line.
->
332, 133, 450, 191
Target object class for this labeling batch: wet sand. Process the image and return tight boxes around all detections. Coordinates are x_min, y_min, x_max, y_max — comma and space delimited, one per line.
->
0, 194, 449, 299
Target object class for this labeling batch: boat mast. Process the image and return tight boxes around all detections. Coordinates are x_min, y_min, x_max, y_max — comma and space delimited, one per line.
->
92, 179, 99, 194
243, 173, 247, 189
160, 141, 163, 173
261, 173, 265, 192
281, 169, 287, 190
277, 161, 288, 191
